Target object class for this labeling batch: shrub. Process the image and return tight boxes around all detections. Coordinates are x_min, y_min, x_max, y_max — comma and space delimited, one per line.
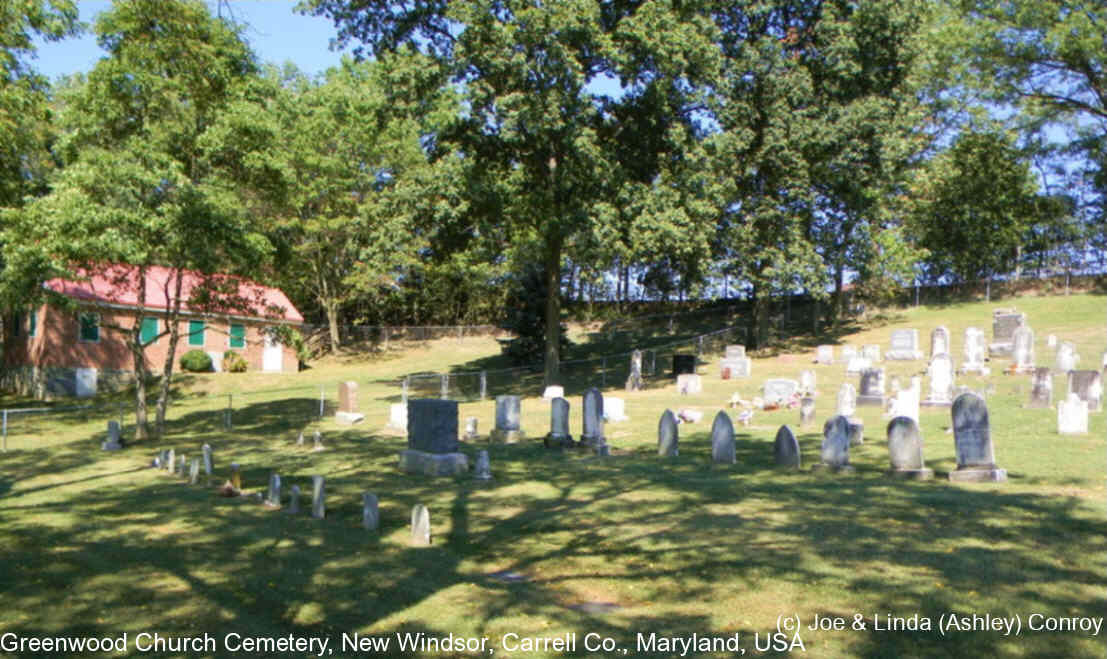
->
498, 265, 571, 365
223, 350, 247, 373
179, 349, 213, 373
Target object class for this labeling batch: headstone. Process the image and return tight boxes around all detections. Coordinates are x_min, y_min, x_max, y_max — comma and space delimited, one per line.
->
725, 345, 746, 360
672, 354, 696, 376
1056, 341, 1079, 373
165, 448, 175, 474
362, 493, 379, 530
266, 473, 281, 508
189, 457, 201, 485
989, 310, 1025, 357
676, 373, 702, 394
847, 420, 864, 446
922, 353, 955, 407
1046, 334, 1057, 349
411, 504, 431, 546
542, 385, 565, 400
102, 420, 123, 451
798, 370, 816, 395
581, 388, 605, 447
313, 430, 323, 451
202, 443, 213, 477
861, 344, 881, 363
889, 386, 920, 423
491, 395, 524, 442
840, 345, 858, 362
1057, 393, 1089, 434
799, 397, 815, 427
836, 384, 857, 417
816, 416, 853, 472
856, 368, 886, 406
773, 425, 800, 469
886, 416, 933, 479
657, 410, 679, 457
545, 397, 573, 447
1012, 326, 1035, 373
296, 430, 304, 447
929, 326, 950, 358
311, 476, 325, 518
845, 356, 872, 374
388, 403, 408, 431
474, 450, 492, 480
949, 393, 1006, 482
720, 357, 751, 378
399, 399, 468, 475
1067, 370, 1103, 411
1027, 367, 1052, 408
763, 379, 799, 406
336, 381, 365, 425
626, 349, 643, 391
464, 416, 479, 440
710, 411, 736, 464
960, 327, 988, 375
887, 329, 922, 360
815, 344, 835, 364
288, 485, 301, 514
603, 397, 629, 422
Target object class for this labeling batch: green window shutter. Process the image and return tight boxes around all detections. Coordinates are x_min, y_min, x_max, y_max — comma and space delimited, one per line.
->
229, 323, 245, 348
188, 320, 205, 346
28, 311, 36, 337
79, 313, 100, 342
140, 317, 158, 345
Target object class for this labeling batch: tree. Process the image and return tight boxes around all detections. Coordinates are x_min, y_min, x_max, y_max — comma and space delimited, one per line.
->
1, 0, 272, 439
301, 0, 717, 384
910, 130, 1042, 282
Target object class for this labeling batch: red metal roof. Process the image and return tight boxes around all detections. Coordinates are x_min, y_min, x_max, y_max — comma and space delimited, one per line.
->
45, 264, 304, 323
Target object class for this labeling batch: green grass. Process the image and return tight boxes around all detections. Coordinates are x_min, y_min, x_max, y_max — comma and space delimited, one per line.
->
1, 292, 1104, 658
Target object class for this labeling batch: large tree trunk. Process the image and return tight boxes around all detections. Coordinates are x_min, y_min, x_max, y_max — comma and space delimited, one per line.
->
132, 266, 149, 440
325, 300, 340, 352
831, 262, 845, 328
154, 269, 185, 438
543, 232, 563, 386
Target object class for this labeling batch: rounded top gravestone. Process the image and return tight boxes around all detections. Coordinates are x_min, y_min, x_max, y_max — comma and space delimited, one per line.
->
821, 415, 851, 469
710, 411, 736, 464
773, 425, 800, 468
550, 397, 570, 438
887, 417, 925, 471
658, 409, 678, 457
495, 395, 521, 431
951, 393, 993, 468
581, 388, 604, 443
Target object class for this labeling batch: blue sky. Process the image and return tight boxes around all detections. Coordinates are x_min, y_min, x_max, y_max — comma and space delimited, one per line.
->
33, 1, 350, 80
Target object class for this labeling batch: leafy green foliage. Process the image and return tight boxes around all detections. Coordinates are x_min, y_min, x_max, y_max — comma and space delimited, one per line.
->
222, 350, 247, 373
498, 266, 571, 366
179, 349, 213, 373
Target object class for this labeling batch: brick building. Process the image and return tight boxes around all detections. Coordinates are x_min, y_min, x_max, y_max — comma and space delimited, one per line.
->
2, 264, 304, 398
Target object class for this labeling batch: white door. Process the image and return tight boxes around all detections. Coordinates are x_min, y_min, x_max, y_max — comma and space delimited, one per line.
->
262, 332, 283, 372
75, 367, 98, 397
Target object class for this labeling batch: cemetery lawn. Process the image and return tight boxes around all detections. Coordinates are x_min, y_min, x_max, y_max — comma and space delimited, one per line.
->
1, 293, 1104, 658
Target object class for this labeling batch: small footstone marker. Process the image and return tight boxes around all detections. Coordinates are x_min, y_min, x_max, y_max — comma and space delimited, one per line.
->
411, 504, 431, 546
311, 476, 325, 518
773, 425, 800, 469
288, 485, 301, 514
362, 493, 379, 531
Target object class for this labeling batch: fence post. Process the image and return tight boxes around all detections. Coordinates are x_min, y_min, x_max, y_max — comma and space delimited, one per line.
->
441, 374, 449, 399
480, 371, 487, 400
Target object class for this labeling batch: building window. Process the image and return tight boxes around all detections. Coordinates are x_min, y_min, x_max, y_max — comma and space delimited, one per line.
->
229, 323, 245, 348
140, 317, 158, 345
79, 313, 100, 342
188, 320, 205, 346
28, 311, 36, 337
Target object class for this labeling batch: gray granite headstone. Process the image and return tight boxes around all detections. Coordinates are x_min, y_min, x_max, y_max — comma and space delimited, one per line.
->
411, 504, 431, 546
311, 475, 325, 519
886, 416, 933, 479
990, 311, 1025, 357
799, 397, 815, 427
815, 344, 835, 364
861, 344, 881, 363
102, 420, 123, 451
1012, 325, 1035, 372
658, 409, 679, 457
626, 349, 643, 391
887, 329, 922, 360
1067, 370, 1103, 412
949, 393, 1006, 482
266, 473, 281, 507
188, 457, 200, 485
362, 493, 379, 531
581, 388, 604, 447
288, 485, 301, 514
1028, 367, 1052, 408
710, 411, 736, 464
474, 450, 492, 480
817, 415, 852, 472
1057, 393, 1089, 434
856, 368, 885, 406
773, 425, 800, 469
491, 395, 523, 442
923, 353, 955, 406
545, 397, 572, 447
930, 326, 950, 358
836, 383, 857, 417
1056, 341, 1079, 373
763, 379, 799, 406
960, 327, 988, 374
202, 443, 213, 477
725, 345, 746, 360
407, 399, 459, 453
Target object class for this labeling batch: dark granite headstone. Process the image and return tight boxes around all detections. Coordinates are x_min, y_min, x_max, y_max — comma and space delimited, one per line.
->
672, 354, 696, 376
949, 393, 1006, 482
857, 368, 886, 406
581, 388, 604, 446
407, 399, 459, 454
886, 416, 933, 479
1067, 370, 1103, 411
773, 425, 800, 469
710, 411, 735, 464
658, 409, 679, 457
1028, 367, 1052, 408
